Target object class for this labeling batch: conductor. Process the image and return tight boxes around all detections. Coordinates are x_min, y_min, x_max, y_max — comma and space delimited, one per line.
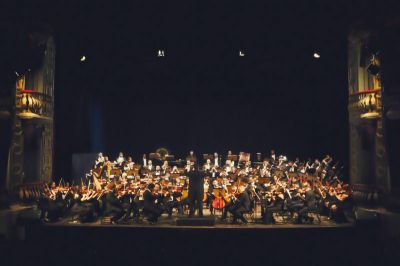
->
187, 162, 206, 218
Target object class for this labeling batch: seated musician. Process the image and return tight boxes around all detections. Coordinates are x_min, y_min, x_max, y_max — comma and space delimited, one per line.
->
185, 160, 193, 173
162, 160, 170, 174
262, 187, 285, 224
104, 183, 125, 223
171, 166, 180, 174
324, 187, 350, 222
203, 159, 212, 172
126, 156, 135, 170
147, 160, 154, 171
143, 183, 165, 223
154, 165, 162, 176
221, 185, 251, 224
244, 161, 252, 174
163, 182, 184, 217
297, 183, 320, 224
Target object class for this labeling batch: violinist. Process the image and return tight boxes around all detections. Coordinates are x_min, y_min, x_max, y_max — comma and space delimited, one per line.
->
296, 183, 319, 224
143, 183, 164, 223
104, 183, 125, 223
171, 166, 180, 174
262, 187, 285, 224
224, 185, 251, 224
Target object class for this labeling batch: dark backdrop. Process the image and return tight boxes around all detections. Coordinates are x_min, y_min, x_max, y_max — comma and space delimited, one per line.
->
50, 1, 351, 180
5, 1, 381, 180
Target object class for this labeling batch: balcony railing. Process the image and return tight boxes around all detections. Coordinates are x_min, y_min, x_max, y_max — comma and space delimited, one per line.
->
16, 90, 53, 121
349, 89, 381, 119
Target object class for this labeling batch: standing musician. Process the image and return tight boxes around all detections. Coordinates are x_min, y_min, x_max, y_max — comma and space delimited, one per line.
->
114, 152, 126, 169
95, 153, 105, 168
186, 162, 206, 218
213, 152, 220, 167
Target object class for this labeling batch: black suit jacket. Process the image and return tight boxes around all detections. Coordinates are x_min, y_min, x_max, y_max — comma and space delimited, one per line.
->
238, 190, 251, 211
187, 170, 206, 195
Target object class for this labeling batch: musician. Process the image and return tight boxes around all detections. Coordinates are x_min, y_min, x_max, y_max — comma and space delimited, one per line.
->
143, 183, 165, 223
104, 183, 125, 223
186, 163, 206, 217
185, 160, 193, 173
186, 150, 197, 163
322, 155, 333, 167
297, 183, 319, 224
126, 156, 135, 170
171, 166, 180, 174
154, 165, 162, 176
143, 154, 147, 167
262, 187, 285, 224
95, 152, 105, 168
213, 152, 220, 167
225, 185, 251, 224
270, 150, 276, 163
203, 159, 212, 172
114, 152, 125, 169
260, 160, 271, 178
162, 160, 170, 174
147, 160, 154, 171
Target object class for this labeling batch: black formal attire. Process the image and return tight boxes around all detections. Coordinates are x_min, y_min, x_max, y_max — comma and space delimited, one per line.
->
229, 190, 251, 223
143, 190, 164, 222
262, 196, 284, 224
104, 192, 125, 222
298, 189, 318, 223
187, 169, 206, 217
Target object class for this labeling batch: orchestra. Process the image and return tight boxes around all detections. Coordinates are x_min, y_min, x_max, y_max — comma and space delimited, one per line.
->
31, 150, 352, 225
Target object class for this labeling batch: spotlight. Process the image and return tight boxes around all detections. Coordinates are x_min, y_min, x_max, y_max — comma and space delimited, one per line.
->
313, 52, 320, 59
80, 56, 86, 62
239, 50, 245, 57
157, 50, 165, 57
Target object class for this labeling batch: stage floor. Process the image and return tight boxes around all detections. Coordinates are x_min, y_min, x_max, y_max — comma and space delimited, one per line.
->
45, 208, 354, 229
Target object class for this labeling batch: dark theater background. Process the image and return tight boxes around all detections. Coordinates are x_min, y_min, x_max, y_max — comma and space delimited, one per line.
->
52, 1, 349, 179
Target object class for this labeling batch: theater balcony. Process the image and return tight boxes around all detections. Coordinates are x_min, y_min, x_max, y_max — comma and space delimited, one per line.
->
16, 89, 53, 123
348, 89, 382, 120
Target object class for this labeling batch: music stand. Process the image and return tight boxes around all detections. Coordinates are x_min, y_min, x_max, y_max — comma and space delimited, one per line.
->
165, 155, 175, 161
